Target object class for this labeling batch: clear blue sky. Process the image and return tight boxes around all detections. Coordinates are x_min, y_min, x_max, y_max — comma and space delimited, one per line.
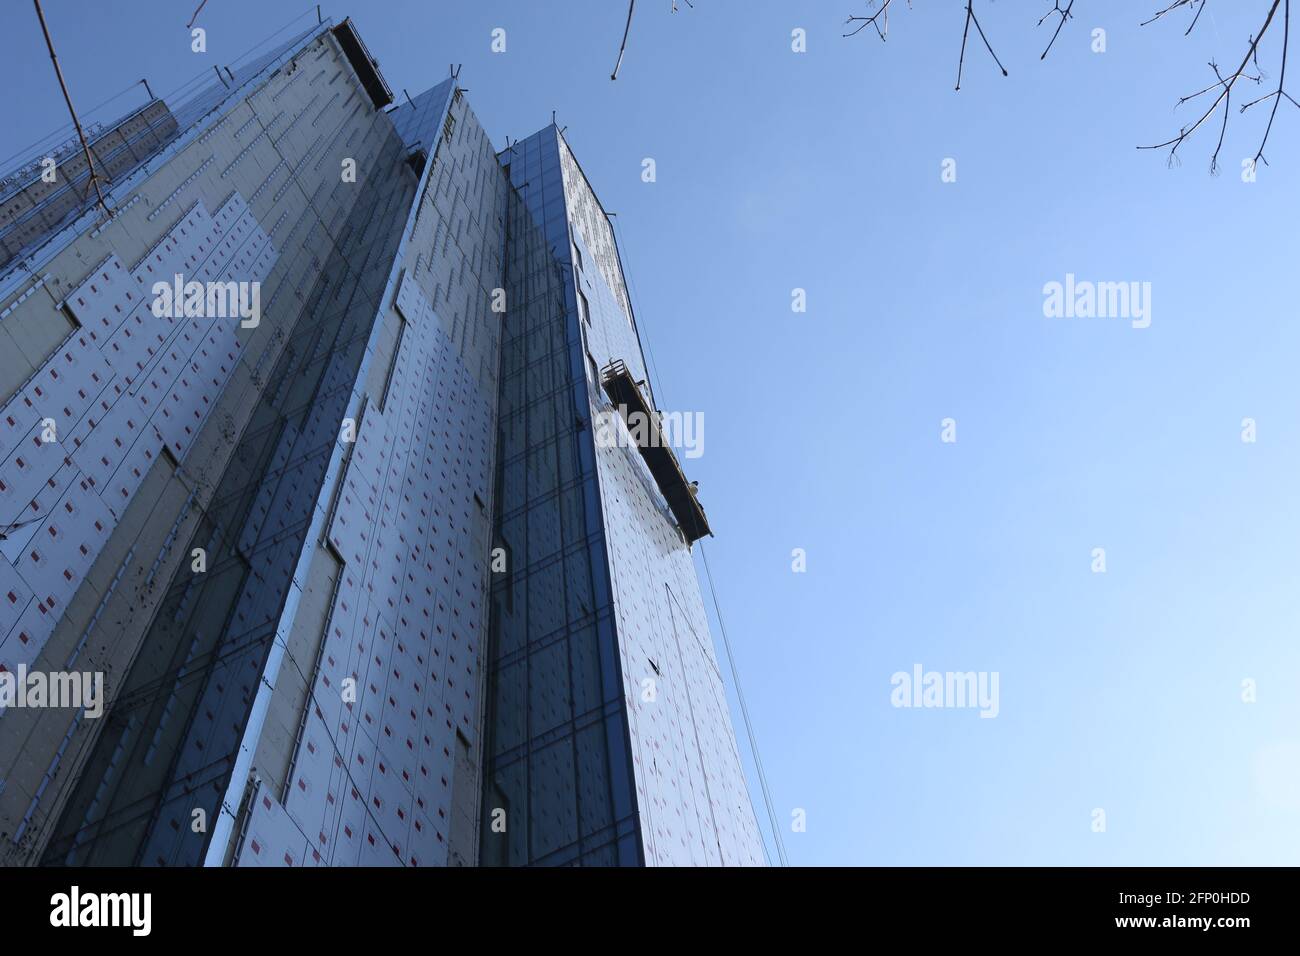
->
3, 0, 1298, 866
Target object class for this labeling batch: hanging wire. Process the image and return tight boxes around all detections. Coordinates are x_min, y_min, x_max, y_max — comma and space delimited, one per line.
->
0, 82, 143, 174
3, 5, 319, 177
607, 213, 665, 407
31, 0, 112, 218
604, 193, 777, 864
699, 540, 788, 866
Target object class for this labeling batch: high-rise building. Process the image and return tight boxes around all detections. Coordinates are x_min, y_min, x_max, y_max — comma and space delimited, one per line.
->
0, 15, 765, 867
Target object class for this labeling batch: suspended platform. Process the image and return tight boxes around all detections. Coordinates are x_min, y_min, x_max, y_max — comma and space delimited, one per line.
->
600, 359, 711, 544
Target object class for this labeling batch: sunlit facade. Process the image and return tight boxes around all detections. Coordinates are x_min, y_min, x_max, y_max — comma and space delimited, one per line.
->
0, 16, 763, 867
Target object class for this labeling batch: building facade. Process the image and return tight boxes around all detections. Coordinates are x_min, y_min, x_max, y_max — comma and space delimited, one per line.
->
0, 16, 764, 867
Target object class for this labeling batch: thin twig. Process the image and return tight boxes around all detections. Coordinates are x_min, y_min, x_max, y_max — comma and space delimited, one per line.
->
844, 0, 899, 40
1141, 0, 1208, 35
1251, 0, 1290, 164
957, 0, 1008, 90
611, 0, 636, 81
1037, 0, 1076, 60
1139, 0, 1284, 166
1209, 62, 1232, 173
840, 0, 1295, 172
187, 0, 209, 30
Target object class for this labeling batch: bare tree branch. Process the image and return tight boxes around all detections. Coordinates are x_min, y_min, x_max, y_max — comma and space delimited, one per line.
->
187, 0, 209, 30
1209, 62, 1233, 173
956, 0, 1009, 90
1037, 1, 1076, 60
1249, 0, 1290, 165
842, 0, 1297, 172
610, 0, 694, 81
847, 0, 1013, 88
611, 0, 636, 81
844, 0, 903, 40
1140, 0, 1208, 36
1138, 0, 1286, 170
